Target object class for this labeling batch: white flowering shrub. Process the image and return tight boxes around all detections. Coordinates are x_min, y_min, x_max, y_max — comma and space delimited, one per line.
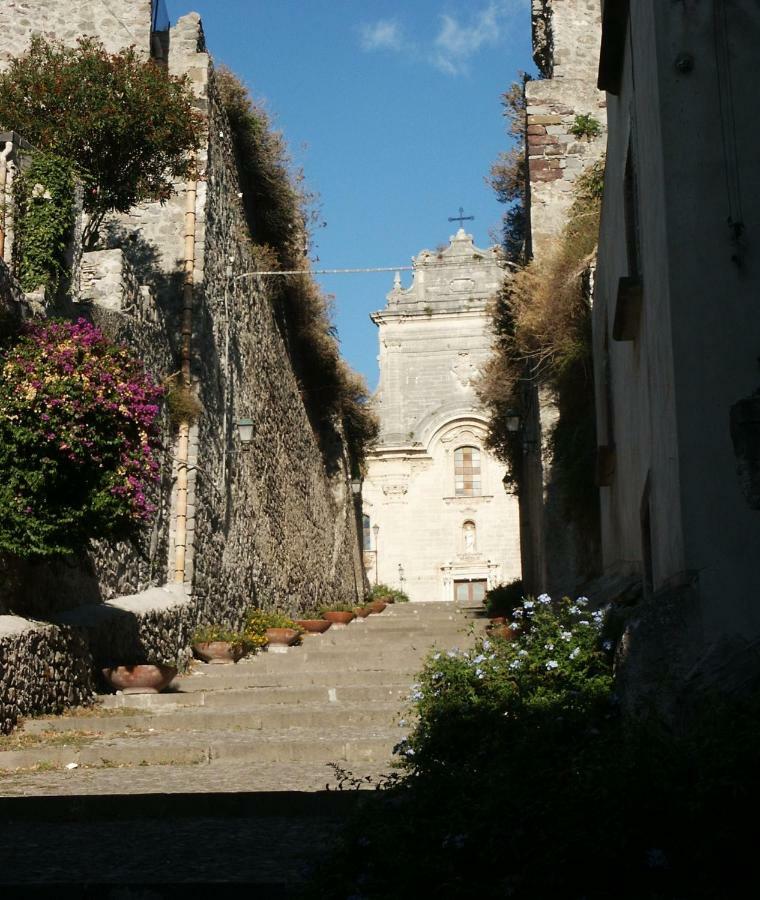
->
397, 594, 613, 775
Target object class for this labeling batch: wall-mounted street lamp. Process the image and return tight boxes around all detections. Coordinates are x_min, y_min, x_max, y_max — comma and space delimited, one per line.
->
506, 411, 521, 433
350, 477, 363, 496
235, 417, 254, 450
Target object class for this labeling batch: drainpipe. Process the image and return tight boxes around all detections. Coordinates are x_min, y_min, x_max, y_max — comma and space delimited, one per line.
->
0, 140, 14, 261
174, 160, 197, 584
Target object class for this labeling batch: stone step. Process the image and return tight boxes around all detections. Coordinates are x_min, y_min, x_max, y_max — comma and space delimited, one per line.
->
170, 668, 419, 691
186, 651, 436, 675
0, 724, 404, 772
97, 682, 411, 711
23, 700, 407, 735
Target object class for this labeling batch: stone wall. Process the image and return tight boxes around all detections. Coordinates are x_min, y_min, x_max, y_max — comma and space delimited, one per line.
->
526, 0, 606, 257
186, 67, 363, 621
0, 0, 153, 70
0, 7, 365, 728
0, 617, 94, 735
520, 0, 606, 594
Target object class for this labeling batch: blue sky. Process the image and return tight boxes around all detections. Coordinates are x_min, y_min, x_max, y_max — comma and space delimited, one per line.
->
165, 0, 534, 389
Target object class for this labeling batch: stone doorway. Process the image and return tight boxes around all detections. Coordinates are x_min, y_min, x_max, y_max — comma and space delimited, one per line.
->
454, 579, 487, 606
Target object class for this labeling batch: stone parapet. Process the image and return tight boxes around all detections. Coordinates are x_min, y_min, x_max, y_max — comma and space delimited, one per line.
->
0, 616, 94, 735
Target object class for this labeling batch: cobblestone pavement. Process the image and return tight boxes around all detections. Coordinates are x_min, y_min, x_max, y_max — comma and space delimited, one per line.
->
0, 603, 482, 891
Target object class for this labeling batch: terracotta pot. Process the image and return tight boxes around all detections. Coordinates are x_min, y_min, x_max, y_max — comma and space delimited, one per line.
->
296, 618, 332, 634
486, 622, 517, 641
374, 594, 394, 604
354, 606, 372, 618
367, 600, 387, 614
192, 641, 245, 664
322, 610, 355, 625
102, 664, 177, 694
489, 616, 507, 626
265, 627, 300, 646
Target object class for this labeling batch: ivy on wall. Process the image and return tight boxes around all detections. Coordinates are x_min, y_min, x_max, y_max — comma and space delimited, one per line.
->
12, 151, 75, 293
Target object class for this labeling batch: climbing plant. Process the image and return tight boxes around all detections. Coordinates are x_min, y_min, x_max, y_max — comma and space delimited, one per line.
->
0, 319, 163, 558
12, 151, 75, 292
479, 157, 605, 537
0, 36, 201, 245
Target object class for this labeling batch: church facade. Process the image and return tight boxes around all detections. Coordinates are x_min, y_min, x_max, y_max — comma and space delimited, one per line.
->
361, 228, 522, 603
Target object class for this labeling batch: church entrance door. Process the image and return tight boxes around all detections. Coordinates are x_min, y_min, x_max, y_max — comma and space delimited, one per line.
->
454, 579, 487, 605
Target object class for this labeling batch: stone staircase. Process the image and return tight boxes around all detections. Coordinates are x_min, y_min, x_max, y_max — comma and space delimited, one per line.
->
0, 602, 482, 894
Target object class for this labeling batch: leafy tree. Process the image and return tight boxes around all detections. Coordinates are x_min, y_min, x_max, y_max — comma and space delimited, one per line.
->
488, 78, 529, 263
0, 36, 201, 245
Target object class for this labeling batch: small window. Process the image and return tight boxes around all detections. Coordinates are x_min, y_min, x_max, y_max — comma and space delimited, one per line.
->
363, 514, 371, 551
454, 446, 481, 497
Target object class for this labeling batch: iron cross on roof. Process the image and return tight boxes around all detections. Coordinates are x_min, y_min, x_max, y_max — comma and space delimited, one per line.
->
448, 207, 474, 228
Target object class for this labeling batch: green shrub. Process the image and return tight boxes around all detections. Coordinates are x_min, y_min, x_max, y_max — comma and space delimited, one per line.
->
0, 36, 201, 244
483, 578, 524, 616
368, 583, 410, 603
13, 151, 75, 292
569, 112, 602, 139
309, 597, 760, 898
0, 318, 162, 558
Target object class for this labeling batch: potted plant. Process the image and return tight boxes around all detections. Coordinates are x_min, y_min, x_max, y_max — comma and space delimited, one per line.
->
353, 605, 372, 619
320, 604, 356, 626
191, 625, 250, 664
295, 616, 332, 634
101, 662, 177, 694
245, 609, 303, 648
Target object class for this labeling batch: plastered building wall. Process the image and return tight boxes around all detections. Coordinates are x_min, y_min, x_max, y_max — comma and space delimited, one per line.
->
363, 231, 522, 602
594, 0, 760, 714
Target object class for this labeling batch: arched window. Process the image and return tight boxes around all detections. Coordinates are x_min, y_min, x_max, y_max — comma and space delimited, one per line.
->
363, 514, 371, 551
454, 446, 481, 497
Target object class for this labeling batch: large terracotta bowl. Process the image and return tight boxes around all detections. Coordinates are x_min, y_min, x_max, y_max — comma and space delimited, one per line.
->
102, 664, 177, 694
192, 641, 246, 664
265, 627, 300, 646
367, 600, 387, 614
354, 606, 372, 619
295, 619, 332, 634
322, 610, 355, 625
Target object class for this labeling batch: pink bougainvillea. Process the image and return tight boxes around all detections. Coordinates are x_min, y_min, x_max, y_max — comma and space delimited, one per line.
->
0, 318, 163, 557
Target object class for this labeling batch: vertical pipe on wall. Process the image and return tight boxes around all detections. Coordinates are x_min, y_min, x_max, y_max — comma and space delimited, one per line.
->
174, 160, 197, 584
0, 140, 14, 262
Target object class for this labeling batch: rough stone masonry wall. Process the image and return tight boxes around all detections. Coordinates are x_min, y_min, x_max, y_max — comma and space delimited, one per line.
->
527, 0, 607, 258
0, 0, 153, 71
522, 0, 606, 593
186, 68, 363, 628
0, 617, 94, 735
